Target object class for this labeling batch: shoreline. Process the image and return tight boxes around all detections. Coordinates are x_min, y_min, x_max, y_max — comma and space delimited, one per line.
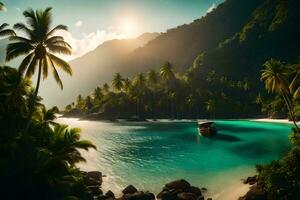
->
251, 118, 298, 125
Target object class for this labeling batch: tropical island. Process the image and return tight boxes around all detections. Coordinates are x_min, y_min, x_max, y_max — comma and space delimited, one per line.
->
0, 0, 300, 200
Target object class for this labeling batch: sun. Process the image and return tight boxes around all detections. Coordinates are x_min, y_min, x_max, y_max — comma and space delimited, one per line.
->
121, 18, 137, 38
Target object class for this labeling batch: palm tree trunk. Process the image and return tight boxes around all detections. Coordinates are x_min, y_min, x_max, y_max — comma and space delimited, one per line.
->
24, 59, 42, 133
281, 90, 299, 130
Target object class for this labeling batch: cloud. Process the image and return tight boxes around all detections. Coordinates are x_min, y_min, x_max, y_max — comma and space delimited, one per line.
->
75, 20, 83, 27
206, 3, 216, 13
56, 29, 125, 61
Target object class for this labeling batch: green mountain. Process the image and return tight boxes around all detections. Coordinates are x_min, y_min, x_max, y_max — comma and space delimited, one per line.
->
66, 0, 300, 119
201, 0, 300, 85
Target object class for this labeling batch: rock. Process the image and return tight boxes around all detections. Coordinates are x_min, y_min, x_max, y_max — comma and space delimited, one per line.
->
157, 189, 179, 200
165, 179, 191, 191
87, 186, 103, 196
105, 190, 115, 198
122, 185, 138, 195
243, 176, 257, 185
87, 171, 103, 181
201, 187, 207, 191
123, 191, 155, 200
85, 171, 103, 186
239, 185, 267, 200
177, 192, 197, 200
207, 198, 212, 200
187, 186, 202, 196
97, 195, 106, 200
157, 179, 204, 200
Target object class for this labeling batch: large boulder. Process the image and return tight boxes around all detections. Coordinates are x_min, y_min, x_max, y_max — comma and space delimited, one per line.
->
165, 179, 191, 191
157, 179, 204, 200
177, 192, 197, 200
122, 185, 138, 195
84, 171, 103, 187
105, 190, 115, 199
239, 185, 267, 200
87, 185, 103, 196
124, 191, 155, 200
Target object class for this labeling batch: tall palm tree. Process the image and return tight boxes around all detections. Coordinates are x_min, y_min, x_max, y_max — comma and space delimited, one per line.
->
147, 69, 158, 86
133, 73, 146, 116
6, 8, 72, 131
93, 86, 103, 105
112, 73, 124, 92
160, 62, 175, 117
289, 58, 300, 99
102, 83, 110, 94
134, 73, 146, 87
123, 78, 131, 93
261, 58, 299, 129
160, 61, 174, 82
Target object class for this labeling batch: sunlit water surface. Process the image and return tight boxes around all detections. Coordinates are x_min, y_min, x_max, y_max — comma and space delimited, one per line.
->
56, 118, 291, 199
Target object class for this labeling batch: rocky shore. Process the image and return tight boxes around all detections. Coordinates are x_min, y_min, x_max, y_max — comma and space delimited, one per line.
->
83, 171, 210, 200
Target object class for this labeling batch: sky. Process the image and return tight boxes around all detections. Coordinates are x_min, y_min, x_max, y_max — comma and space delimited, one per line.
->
0, 0, 224, 60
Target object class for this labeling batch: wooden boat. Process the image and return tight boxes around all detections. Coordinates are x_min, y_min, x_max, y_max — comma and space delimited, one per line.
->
197, 121, 217, 137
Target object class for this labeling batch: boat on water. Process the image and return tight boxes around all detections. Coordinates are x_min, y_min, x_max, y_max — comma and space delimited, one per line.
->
197, 121, 217, 137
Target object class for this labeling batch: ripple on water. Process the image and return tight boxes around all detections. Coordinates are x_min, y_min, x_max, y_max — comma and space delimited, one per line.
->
56, 118, 292, 199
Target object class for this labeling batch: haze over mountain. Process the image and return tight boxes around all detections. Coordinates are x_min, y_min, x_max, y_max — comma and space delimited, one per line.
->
39, 32, 159, 107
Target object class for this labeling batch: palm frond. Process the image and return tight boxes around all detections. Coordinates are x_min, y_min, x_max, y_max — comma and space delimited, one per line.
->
25, 56, 38, 77
49, 57, 63, 89
48, 53, 72, 75
47, 24, 68, 37
0, 23, 9, 30
45, 36, 64, 45
47, 44, 72, 55
23, 8, 38, 30
13, 23, 33, 38
6, 42, 34, 61
0, 29, 16, 37
19, 53, 34, 75
9, 36, 33, 44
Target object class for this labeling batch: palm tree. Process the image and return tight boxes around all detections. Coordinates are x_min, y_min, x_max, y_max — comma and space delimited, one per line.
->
147, 69, 158, 86
76, 95, 84, 109
112, 73, 124, 92
6, 7, 72, 131
133, 73, 146, 116
123, 78, 131, 93
261, 58, 299, 129
134, 73, 146, 87
48, 124, 96, 167
102, 83, 110, 94
160, 62, 175, 117
35, 106, 59, 127
289, 57, 300, 99
160, 61, 174, 82
93, 86, 103, 105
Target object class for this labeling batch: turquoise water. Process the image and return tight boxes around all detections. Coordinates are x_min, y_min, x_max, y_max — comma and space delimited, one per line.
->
56, 119, 292, 198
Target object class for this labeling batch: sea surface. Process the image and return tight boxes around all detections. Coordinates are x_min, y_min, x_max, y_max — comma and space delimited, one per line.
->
56, 118, 292, 199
